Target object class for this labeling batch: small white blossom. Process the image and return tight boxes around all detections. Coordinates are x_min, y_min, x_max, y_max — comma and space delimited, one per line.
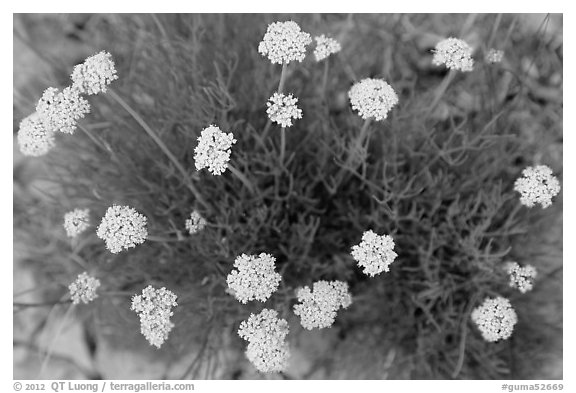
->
504, 262, 537, 294
258, 21, 312, 64
194, 125, 236, 176
266, 92, 303, 127
96, 205, 148, 254
71, 51, 118, 95
63, 208, 91, 238
293, 280, 352, 330
313, 34, 341, 62
238, 308, 290, 373
471, 297, 517, 342
514, 165, 561, 208
485, 48, 504, 64
226, 253, 281, 303
351, 230, 398, 276
131, 286, 178, 348
185, 210, 207, 235
432, 37, 475, 72
348, 78, 399, 121
36, 86, 90, 134
17, 113, 56, 157
68, 272, 101, 305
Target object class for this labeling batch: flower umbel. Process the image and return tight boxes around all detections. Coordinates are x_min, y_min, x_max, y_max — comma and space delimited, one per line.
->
68, 272, 101, 305
17, 113, 56, 157
432, 37, 474, 72
348, 78, 399, 121
96, 205, 148, 253
185, 210, 207, 235
131, 286, 178, 349
485, 48, 504, 64
514, 165, 561, 208
194, 125, 236, 176
351, 230, 398, 276
36, 86, 90, 135
313, 34, 341, 62
471, 297, 518, 342
64, 208, 91, 238
266, 92, 303, 127
504, 262, 537, 294
71, 51, 118, 95
258, 21, 312, 64
226, 253, 281, 303
293, 280, 352, 330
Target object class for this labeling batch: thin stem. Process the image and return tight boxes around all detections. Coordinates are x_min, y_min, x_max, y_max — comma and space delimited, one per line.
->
427, 69, 456, 117
279, 127, 286, 165
278, 63, 288, 94
261, 119, 272, 141
321, 60, 329, 100
14, 300, 71, 308
228, 164, 256, 195
39, 303, 74, 378
147, 235, 185, 243
332, 118, 371, 191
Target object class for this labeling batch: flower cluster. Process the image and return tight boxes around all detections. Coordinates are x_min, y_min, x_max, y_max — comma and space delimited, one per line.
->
17, 113, 56, 157
313, 34, 341, 62
96, 205, 148, 253
131, 286, 178, 348
432, 37, 474, 72
471, 297, 518, 342
35, 86, 90, 135
258, 21, 311, 65
485, 48, 504, 64
348, 78, 399, 121
514, 165, 561, 208
351, 230, 398, 276
194, 125, 236, 176
238, 309, 290, 373
71, 51, 118, 95
63, 208, 91, 238
293, 280, 352, 330
504, 262, 537, 293
266, 92, 303, 128
226, 253, 281, 303
68, 272, 101, 305
185, 210, 207, 235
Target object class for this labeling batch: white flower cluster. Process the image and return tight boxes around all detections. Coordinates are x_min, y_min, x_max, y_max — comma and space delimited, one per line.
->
96, 205, 148, 253
514, 165, 561, 208
432, 37, 475, 72
68, 272, 101, 305
313, 34, 341, 62
266, 92, 303, 128
258, 21, 311, 65
63, 208, 91, 238
71, 51, 118, 95
485, 48, 504, 64
504, 262, 537, 294
351, 230, 398, 276
194, 125, 237, 176
293, 280, 352, 330
226, 253, 281, 303
348, 78, 399, 121
238, 308, 290, 373
131, 286, 178, 348
471, 297, 518, 342
185, 210, 207, 235
36, 86, 90, 135
17, 113, 56, 157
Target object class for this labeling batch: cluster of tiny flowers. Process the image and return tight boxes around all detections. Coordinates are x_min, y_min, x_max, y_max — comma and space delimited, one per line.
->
293, 280, 352, 330
238, 309, 290, 373
432, 37, 475, 72
194, 125, 236, 176
68, 272, 101, 305
71, 51, 118, 95
35, 86, 90, 135
96, 205, 148, 253
63, 208, 91, 238
471, 297, 518, 342
313, 34, 341, 62
17, 113, 56, 157
185, 210, 207, 235
226, 253, 281, 303
504, 262, 537, 294
348, 78, 399, 121
131, 286, 178, 348
514, 165, 561, 208
485, 48, 504, 64
266, 93, 303, 128
258, 21, 312, 64
351, 230, 398, 276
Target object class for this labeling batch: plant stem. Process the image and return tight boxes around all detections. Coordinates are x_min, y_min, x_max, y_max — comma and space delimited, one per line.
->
321, 60, 329, 100
228, 164, 256, 195
279, 127, 286, 165
278, 63, 288, 93
333, 118, 371, 191
427, 69, 456, 117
